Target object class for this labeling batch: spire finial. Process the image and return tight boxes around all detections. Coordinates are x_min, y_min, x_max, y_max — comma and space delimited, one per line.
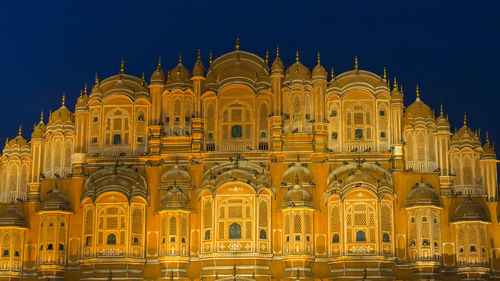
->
354, 56, 358, 72
416, 84, 420, 100
440, 104, 443, 116
209, 51, 213, 65
178, 53, 182, 64
18, 125, 22, 136
383, 67, 387, 81
296, 49, 299, 62
295, 173, 299, 185
330, 67, 335, 80
464, 112, 467, 126
317, 51, 321, 65
265, 49, 269, 65
62, 92, 66, 106
141, 71, 145, 84
235, 35, 240, 51
486, 131, 490, 144
40, 111, 44, 123
84, 83, 88, 95
276, 46, 280, 59
197, 48, 201, 61
120, 58, 124, 73
80, 89, 83, 98
393, 77, 398, 89
94, 73, 99, 86
157, 56, 162, 69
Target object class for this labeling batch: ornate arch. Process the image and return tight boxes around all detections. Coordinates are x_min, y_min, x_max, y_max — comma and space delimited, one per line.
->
82, 166, 147, 201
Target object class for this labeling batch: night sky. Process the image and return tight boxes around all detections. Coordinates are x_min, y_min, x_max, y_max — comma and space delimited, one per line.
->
1, 0, 499, 146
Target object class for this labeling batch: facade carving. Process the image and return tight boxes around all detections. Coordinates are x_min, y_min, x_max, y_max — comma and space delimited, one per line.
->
0, 44, 498, 280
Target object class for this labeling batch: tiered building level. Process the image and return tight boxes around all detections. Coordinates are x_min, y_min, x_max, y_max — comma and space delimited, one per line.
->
0, 44, 498, 281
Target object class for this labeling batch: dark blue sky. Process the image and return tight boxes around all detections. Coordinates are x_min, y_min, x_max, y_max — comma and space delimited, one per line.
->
1, 0, 499, 145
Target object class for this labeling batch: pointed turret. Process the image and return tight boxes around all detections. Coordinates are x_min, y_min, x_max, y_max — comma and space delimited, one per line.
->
150, 56, 166, 85
192, 48, 206, 78
271, 46, 284, 76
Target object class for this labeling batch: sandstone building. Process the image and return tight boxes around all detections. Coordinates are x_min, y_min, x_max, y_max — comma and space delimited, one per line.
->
0, 43, 498, 280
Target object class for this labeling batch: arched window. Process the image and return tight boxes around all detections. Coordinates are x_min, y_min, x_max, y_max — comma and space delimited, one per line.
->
356, 230, 366, 242
47, 243, 54, 250
107, 234, 117, 245
383, 233, 390, 242
229, 223, 242, 239
259, 229, 267, 239
2, 250, 9, 257
332, 234, 340, 243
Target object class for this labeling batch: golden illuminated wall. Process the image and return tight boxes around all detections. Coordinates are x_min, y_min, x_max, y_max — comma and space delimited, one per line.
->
0, 48, 499, 281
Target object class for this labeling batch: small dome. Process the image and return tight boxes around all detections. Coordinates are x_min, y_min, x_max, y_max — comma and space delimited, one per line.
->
285, 61, 311, 82
167, 62, 192, 84
436, 115, 450, 132
39, 189, 71, 212
312, 56, 327, 81
452, 196, 489, 222
76, 93, 89, 111
160, 186, 190, 211
482, 139, 496, 160
406, 182, 440, 207
31, 121, 46, 140
283, 182, 313, 208
49, 105, 73, 123
404, 98, 435, 125
150, 68, 166, 85
391, 87, 403, 103
0, 203, 25, 227
451, 124, 481, 149
193, 59, 205, 77
271, 56, 284, 76
8, 134, 27, 147
205, 67, 217, 90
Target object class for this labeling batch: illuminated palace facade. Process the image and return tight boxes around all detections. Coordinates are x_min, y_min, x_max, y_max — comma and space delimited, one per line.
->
0, 45, 498, 281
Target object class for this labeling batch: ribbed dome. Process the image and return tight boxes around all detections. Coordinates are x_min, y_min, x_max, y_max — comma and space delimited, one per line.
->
406, 182, 440, 207
285, 61, 311, 82
451, 124, 481, 149
391, 87, 403, 103
39, 189, 70, 212
283, 181, 313, 208
49, 105, 73, 123
404, 98, 435, 125
452, 196, 489, 222
160, 186, 190, 211
0, 203, 25, 227
7, 135, 27, 147
168, 62, 192, 83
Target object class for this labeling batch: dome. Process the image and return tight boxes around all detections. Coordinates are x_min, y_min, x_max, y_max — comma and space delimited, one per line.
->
271, 56, 284, 76
31, 120, 46, 140
312, 54, 327, 81
150, 65, 166, 86
391, 85, 403, 103
167, 57, 192, 87
49, 105, 73, 124
482, 137, 496, 159
193, 56, 205, 77
404, 96, 435, 126
285, 60, 311, 82
39, 188, 71, 212
75, 92, 89, 111
451, 118, 481, 149
436, 108, 450, 132
160, 186, 190, 211
205, 67, 217, 90
283, 172, 313, 208
452, 196, 489, 222
7, 134, 27, 147
406, 182, 440, 207
283, 182, 313, 208
0, 203, 25, 227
